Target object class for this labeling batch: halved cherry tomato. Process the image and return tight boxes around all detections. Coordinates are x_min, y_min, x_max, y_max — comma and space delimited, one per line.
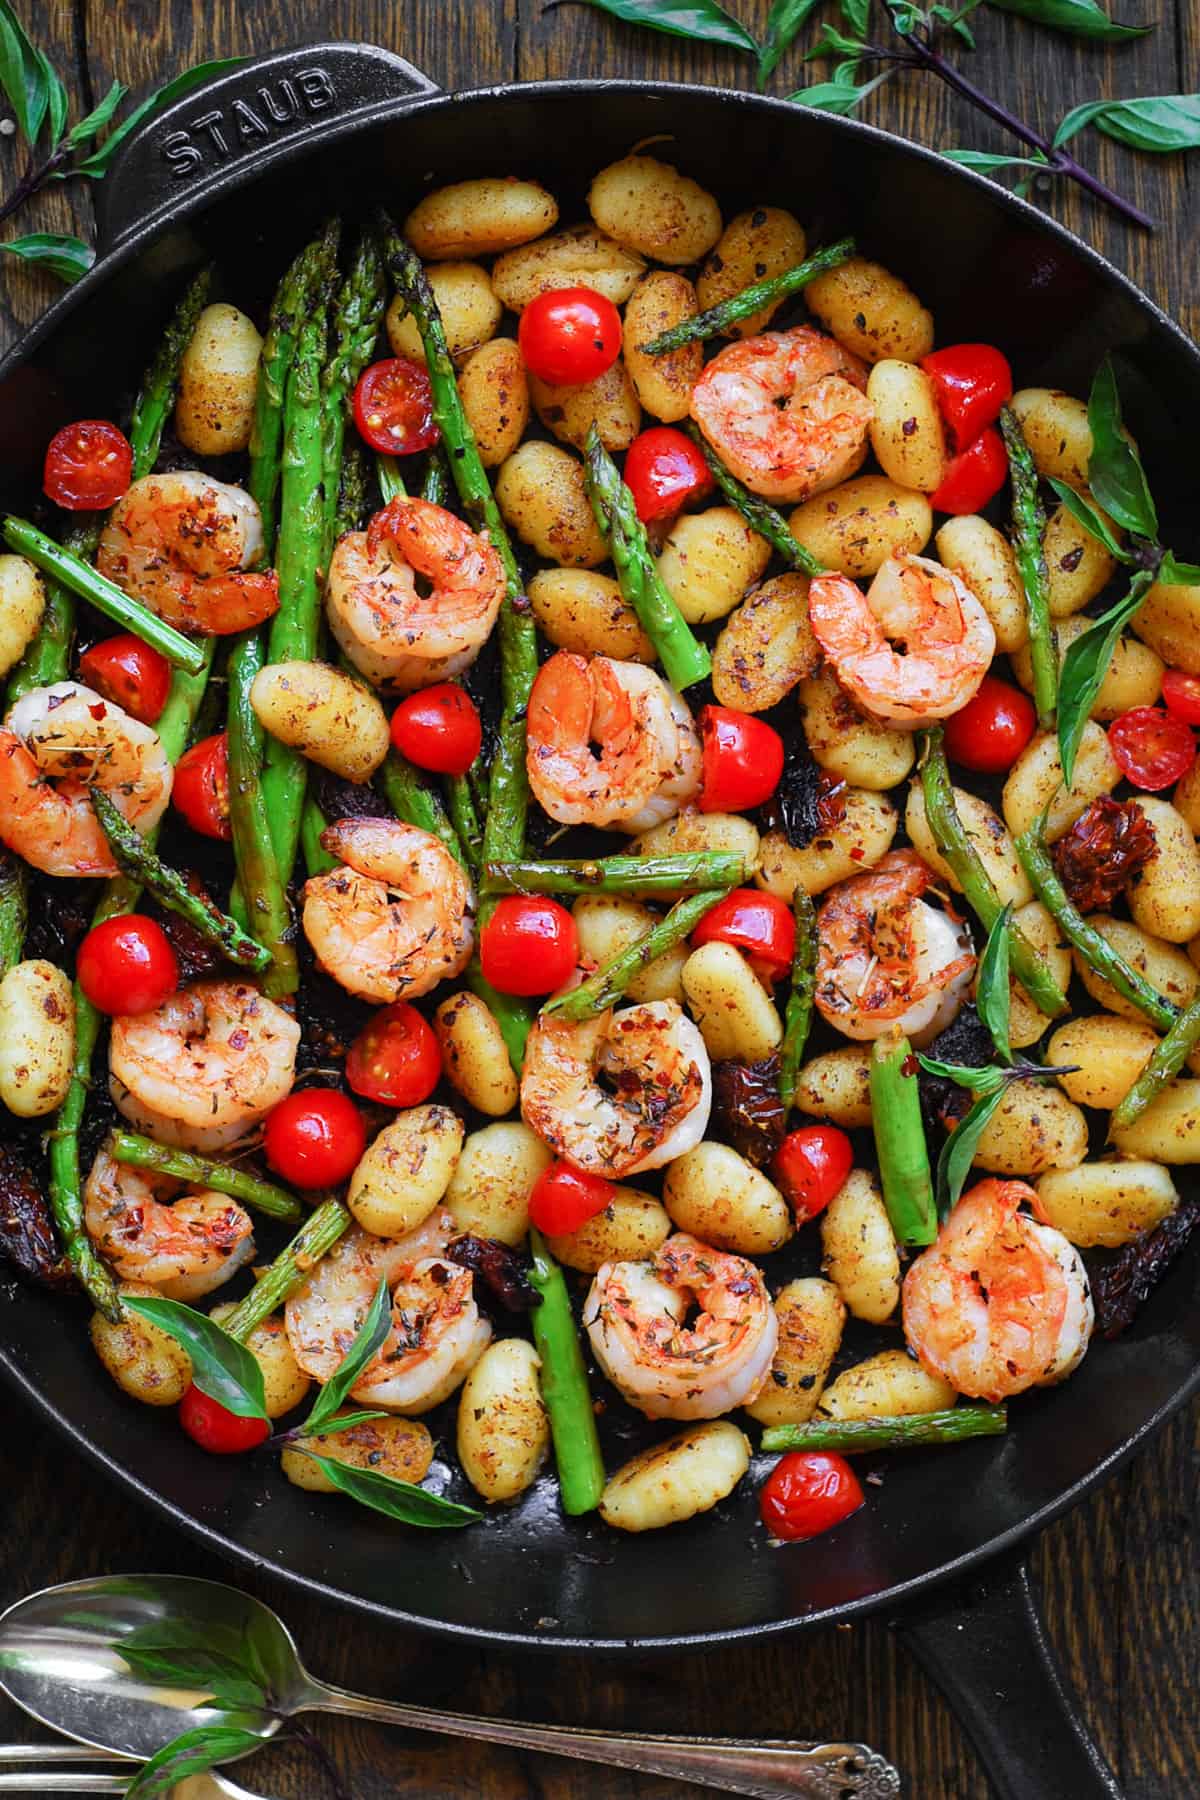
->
921, 344, 1013, 452
179, 1385, 270, 1455
759, 1451, 865, 1541
172, 732, 231, 840
773, 1125, 853, 1223
942, 675, 1036, 775
929, 426, 1008, 516
346, 1002, 441, 1108
518, 286, 622, 386
353, 357, 439, 456
698, 706, 785, 813
389, 683, 482, 776
263, 1089, 367, 1190
76, 914, 179, 1017
43, 419, 133, 511
691, 888, 796, 981
1108, 707, 1197, 791
1161, 669, 1200, 729
622, 427, 713, 524
479, 896, 579, 996
78, 635, 171, 725
529, 1160, 615, 1236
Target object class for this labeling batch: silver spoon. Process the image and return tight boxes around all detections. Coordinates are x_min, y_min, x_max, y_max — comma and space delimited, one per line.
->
0, 1575, 900, 1799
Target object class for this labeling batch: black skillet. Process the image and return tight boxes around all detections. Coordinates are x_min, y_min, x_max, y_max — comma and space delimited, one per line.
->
0, 44, 1196, 1800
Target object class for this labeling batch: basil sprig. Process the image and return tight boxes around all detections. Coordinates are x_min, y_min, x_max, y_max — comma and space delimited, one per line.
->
917, 1054, 1068, 1214
985, 0, 1148, 41
1055, 93, 1200, 155
125, 1726, 266, 1800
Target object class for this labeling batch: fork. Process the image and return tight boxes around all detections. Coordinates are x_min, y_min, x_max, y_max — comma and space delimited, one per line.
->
0, 1746, 271, 1798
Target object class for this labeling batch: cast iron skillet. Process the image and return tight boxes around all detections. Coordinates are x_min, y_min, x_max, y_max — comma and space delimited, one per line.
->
0, 44, 1197, 1800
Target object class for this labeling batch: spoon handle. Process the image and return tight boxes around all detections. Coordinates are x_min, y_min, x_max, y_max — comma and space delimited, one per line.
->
310, 1687, 900, 1798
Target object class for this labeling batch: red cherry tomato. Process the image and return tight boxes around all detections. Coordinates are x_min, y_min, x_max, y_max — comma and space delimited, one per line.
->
930, 426, 1008, 515
78, 635, 171, 725
43, 419, 133, 511
172, 732, 231, 840
76, 914, 179, 1017
773, 1125, 854, 1223
179, 1386, 270, 1456
389, 683, 482, 777
1108, 707, 1197, 791
346, 1002, 441, 1108
698, 706, 785, 813
264, 1089, 367, 1190
622, 427, 714, 524
529, 1160, 616, 1236
1161, 669, 1200, 729
921, 344, 1013, 452
479, 896, 579, 996
942, 675, 1037, 775
691, 888, 796, 981
353, 358, 439, 456
759, 1451, 865, 1542
518, 287, 622, 386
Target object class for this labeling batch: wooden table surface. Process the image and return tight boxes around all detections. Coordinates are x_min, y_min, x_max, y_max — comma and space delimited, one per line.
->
1, 3, 1197, 1795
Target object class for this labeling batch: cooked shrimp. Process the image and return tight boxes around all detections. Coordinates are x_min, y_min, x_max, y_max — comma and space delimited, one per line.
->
526, 651, 701, 832
84, 1145, 254, 1302
584, 1232, 777, 1420
689, 325, 873, 502
285, 1213, 491, 1415
521, 999, 711, 1178
903, 1178, 1093, 1401
96, 471, 278, 635
326, 497, 505, 692
108, 980, 300, 1153
0, 682, 172, 878
815, 848, 975, 1044
809, 552, 995, 727
302, 817, 474, 1003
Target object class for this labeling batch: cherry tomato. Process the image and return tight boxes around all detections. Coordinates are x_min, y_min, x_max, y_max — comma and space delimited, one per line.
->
528, 1160, 615, 1235
698, 706, 785, 814
76, 914, 179, 1017
43, 419, 133, 511
929, 426, 1008, 516
263, 1089, 367, 1190
172, 732, 231, 840
773, 1125, 854, 1223
1161, 669, 1200, 729
353, 357, 439, 456
479, 896, 579, 996
346, 1002, 441, 1108
691, 888, 796, 981
78, 635, 171, 725
921, 343, 1013, 452
389, 683, 482, 777
518, 286, 622, 386
622, 427, 713, 524
179, 1385, 270, 1456
1108, 707, 1197, 791
942, 675, 1037, 775
759, 1451, 865, 1541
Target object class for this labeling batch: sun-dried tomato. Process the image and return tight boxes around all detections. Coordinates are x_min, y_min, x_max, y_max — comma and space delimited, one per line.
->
712, 1054, 787, 1166
758, 750, 848, 849
1051, 797, 1157, 913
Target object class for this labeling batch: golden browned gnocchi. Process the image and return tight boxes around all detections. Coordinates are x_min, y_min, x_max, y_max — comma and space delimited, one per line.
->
867, 360, 948, 493
456, 1339, 549, 1503
756, 789, 898, 903
1034, 1161, 1178, 1249
663, 1141, 793, 1256
656, 506, 772, 625
588, 155, 722, 266
0, 555, 44, 676
249, 660, 389, 783
1047, 1013, 1161, 1110
934, 515, 1029, 654
743, 1278, 845, 1427
529, 357, 642, 454
798, 666, 916, 791
1007, 901, 1072, 1051
1008, 388, 1092, 487
599, 1421, 750, 1532
545, 1187, 672, 1273
91, 1282, 193, 1407
1043, 495, 1119, 617
282, 1414, 434, 1492
630, 808, 761, 876
456, 337, 530, 468
1110, 1079, 1200, 1162
435, 991, 520, 1117
622, 271, 703, 422
0, 958, 74, 1118
528, 568, 654, 662
697, 206, 808, 336
347, 1104, 464, 1237
175, 303, 262, 455
573, 894, 687, 1003
790, 475, 932, 578
796, 1045, 874, 1128
210, 1303, 310, 1418
906, 783, 1031, 909
681, 939, 783, 1062
806, 256, 934, 363
1073, 917, 1199, 1021
711, 572, 819, 713
971, 1079, 1088, 1177
443, 1121, 552, 1247
1125, 798, 1200, 942
1002, 723, 1120, 842
1132, 577, 1200, 674
405, 177, 558, 259
386, 264, 502, 365
819, 1349, 957, 1421
821, 1168, 900, 1323
1010, 617, 1162, 720
495, 441, 608, 567
490, 223, 646, 310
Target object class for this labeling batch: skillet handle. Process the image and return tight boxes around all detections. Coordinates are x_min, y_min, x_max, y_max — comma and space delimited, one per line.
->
894, 1553, 1123, 1800
94, 43, 441, 258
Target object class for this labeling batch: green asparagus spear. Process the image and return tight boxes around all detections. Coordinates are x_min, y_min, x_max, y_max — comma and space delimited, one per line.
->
128, 266, 213, 473
688, 426, 824, 576
779, 888, 817, 1111
1000, 407, 1057, 728
301, 797, 338, 876
0, 851, 26, 977
335, 438, 370, 539
108, 1131, 301, 1224
421, 445, 450, 507
223, 633, 298, 997
919, 729, 1069, 1019
220, 1200, 352, 1342
376, 453, 407, 505
585, 426, 711, 691
321, 236, 386, 560
528, 1227, 605, 1517
446, 767, 484, 876
1111, 991, 1200, 1131
639, 238, 856, 354
761, 1407, 1007, 1455
483, 853, 748, 897
378, 748, 469, 866
4, 519, 97, 704
544, 888, 733, 1023
870, 1029, 937, 1246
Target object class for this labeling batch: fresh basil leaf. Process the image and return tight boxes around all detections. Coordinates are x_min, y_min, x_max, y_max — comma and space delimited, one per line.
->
301, 1278, 391, 1437
1055, 93, 1200, 154
0, 0, 50, 144
309, 1409, 390, 1437
976, 904, 1013, 1066
1046, 476, 1130, 562
841, 0, 872, 32
936, 1088, 1003, 1217
942, 148, 1051, 174
1057, 567, 1156, 786
759, 0, 822, 81
74, 56, 246, 178
554, 0, 758, 54
917, 1054, 1006, 1095
123, 1294, 269, 1421
301, 1452, 483, 1527
804, 22, 869, 57
1159, 551, 1200, 585
63, 78, 126, 150
1084, 357, 1158, 542
117, 1645, 267, 1713
985, 0, 1149, 40
789, 68, 890, 113
0, 232, 94, 282
38, 48, 68, 146
123, 1726, 266, 1800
